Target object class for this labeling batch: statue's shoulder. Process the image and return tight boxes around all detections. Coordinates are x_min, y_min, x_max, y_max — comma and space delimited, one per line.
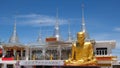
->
72, 43, 76, 47
84, 42, 92, 46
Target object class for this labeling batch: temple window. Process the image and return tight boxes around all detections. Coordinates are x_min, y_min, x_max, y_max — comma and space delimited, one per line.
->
96, 48, 107, 55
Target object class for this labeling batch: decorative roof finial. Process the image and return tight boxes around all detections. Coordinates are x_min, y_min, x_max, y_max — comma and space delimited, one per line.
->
54, 8, 60, 41
81, 3, 90, 40
37, 32, 42, 43
81, 3, 85, 32
37, 22, 42, 43
68, 20, 73, 41
9, 17, 19, 43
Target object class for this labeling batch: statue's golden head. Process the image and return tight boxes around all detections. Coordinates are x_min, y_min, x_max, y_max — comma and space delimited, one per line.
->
77, 32, 85, 37
77, 32, 85, 42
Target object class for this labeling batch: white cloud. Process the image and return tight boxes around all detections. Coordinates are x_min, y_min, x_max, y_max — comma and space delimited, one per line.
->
92, 33, 111, 40
16, 14, 68, 26
114, 27, 120, 32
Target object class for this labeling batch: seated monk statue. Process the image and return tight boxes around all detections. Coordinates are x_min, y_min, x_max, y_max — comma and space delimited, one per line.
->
65, 32, 97, 66
50, 54, 53, 60
32, 54, 36, 60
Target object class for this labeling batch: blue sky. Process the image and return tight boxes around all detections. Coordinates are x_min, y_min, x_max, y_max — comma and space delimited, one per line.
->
0, 0, 120, 59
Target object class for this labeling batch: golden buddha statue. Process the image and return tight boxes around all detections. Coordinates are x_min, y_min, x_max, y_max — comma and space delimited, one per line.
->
32, 54, 36, 60
50, 54, 53, 60
65, 32, 97, 66
16, 54, 20, 60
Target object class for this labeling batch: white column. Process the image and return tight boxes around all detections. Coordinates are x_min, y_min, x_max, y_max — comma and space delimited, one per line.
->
108, 46, 112, 56
58, 45, 61, 60
3, 64, 7, 68
14, 49, 16, 59
43, 48, 45, 60
2, 48, 6, 57
110, 48, 112, 56
25, 47, 29, 60
98, 50, 100, 55
29, 48, 32, 60
104, 50, 105, 55
21, 50, 23, 60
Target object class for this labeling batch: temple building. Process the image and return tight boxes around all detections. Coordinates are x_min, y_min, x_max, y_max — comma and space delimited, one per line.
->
0, 7, 118, 68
